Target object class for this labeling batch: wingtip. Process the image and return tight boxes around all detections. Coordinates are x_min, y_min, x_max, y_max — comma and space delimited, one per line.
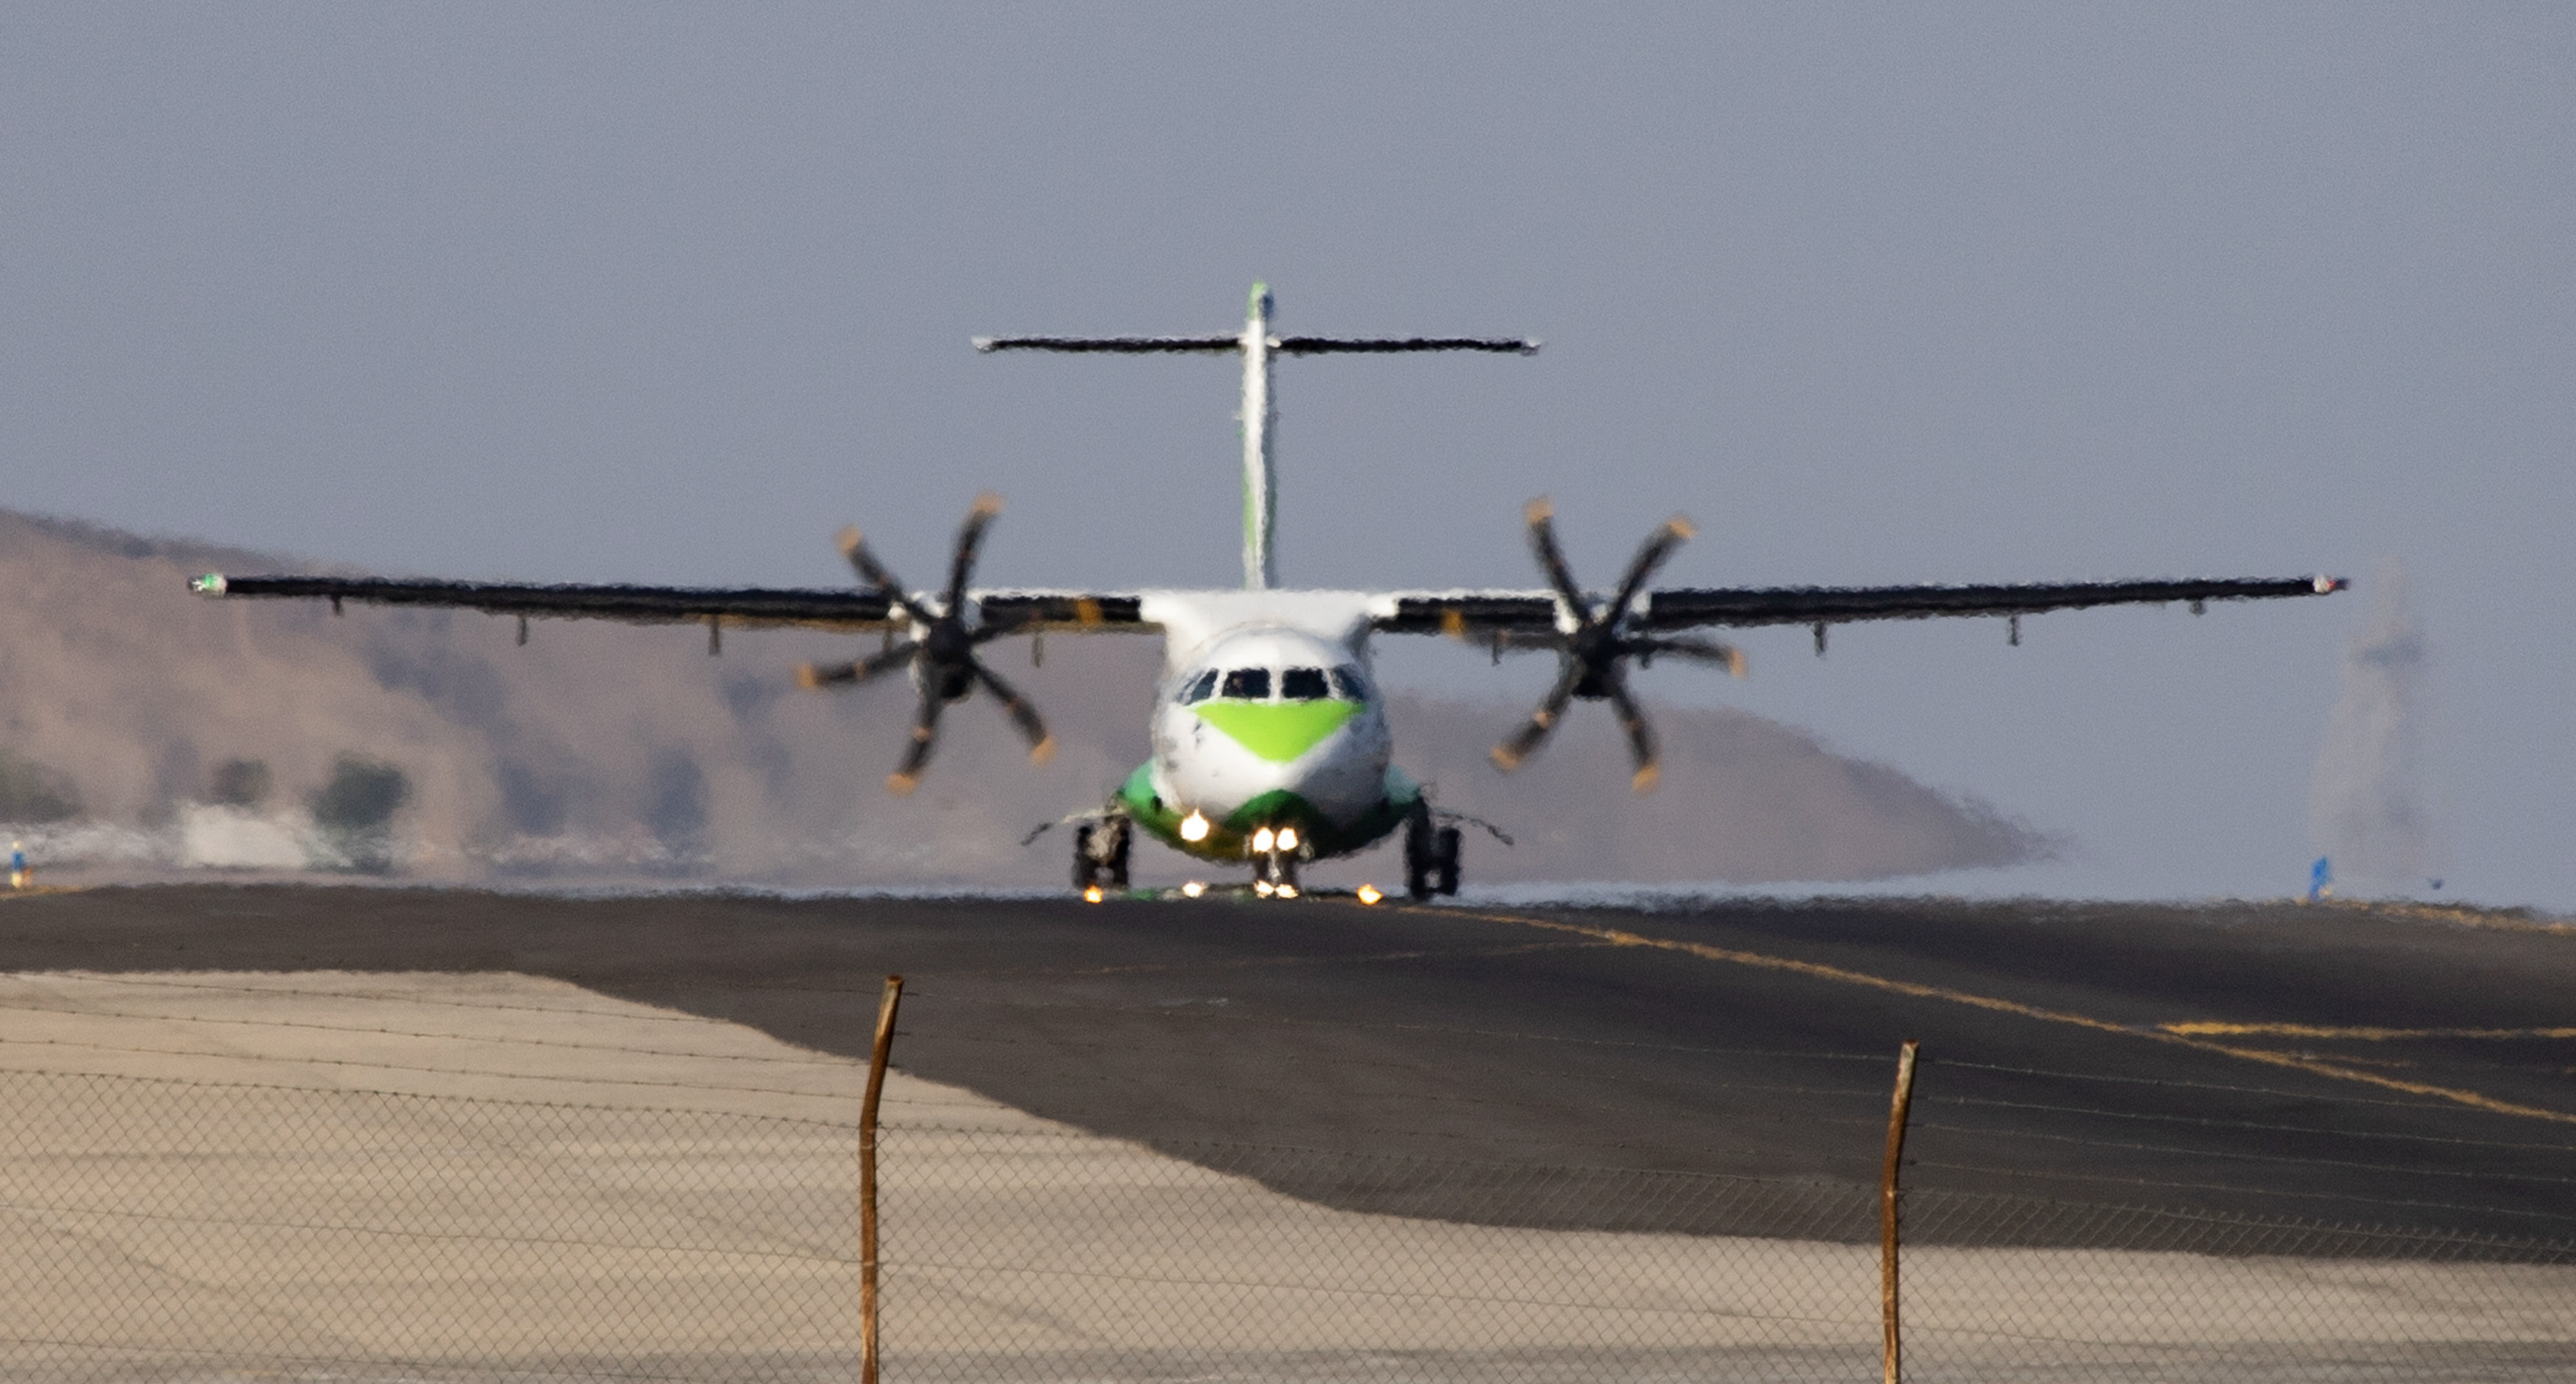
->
1666, 515, 1697, 540
1630, 765, 1661, 795
189, 573, 228, 596
971, 491, 1005, 518
886, 772, 920, 797
1522, 496, 1555, 525
1029, 735, 1057, 767
1489, 746, 1523, 771
795, 664, 825, 690
1727, 648, 1749, 680
835, 525, 864, 557
2316, 574, 2348, 594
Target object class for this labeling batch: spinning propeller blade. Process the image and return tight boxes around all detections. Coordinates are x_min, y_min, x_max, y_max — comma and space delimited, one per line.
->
1489, 499, 1726, 794
805, 495, 1051, 792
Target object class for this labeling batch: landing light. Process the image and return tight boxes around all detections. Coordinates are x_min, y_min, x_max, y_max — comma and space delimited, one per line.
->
1179, 811, 1210, 843
1276, 826, 1299, 852
1251, 826, 1277, 853
1254, 880, 1276, 898
1082, 885, 1104, 904
1182, 880, 1206, 898
1356, 884, 1383, 906
1277, 884, 1299, 899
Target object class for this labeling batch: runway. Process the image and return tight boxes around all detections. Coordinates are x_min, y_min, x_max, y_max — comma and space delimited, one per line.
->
2, 884, 2572, 1251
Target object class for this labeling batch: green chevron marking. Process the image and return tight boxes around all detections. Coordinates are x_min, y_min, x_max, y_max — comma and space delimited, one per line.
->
1193, 699, 1359, 762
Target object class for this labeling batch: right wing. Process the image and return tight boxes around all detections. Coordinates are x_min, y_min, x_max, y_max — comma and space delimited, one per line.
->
190, 573, 1158, 635
191, 574, 899, 631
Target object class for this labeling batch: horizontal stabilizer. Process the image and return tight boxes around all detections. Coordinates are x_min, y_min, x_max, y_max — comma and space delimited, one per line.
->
973, 334, 1540, 356
974, 336, 1241, 354
1275, 336, 1539, 355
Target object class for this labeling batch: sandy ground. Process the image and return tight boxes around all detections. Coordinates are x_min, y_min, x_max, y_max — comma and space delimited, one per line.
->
0, 971, 2564, 1382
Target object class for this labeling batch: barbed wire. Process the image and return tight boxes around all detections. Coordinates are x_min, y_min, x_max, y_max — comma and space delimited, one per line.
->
0, 1001, 856, 1067
1927, 1056, 2519, 1111
1914, 1119, 2576, 1186
898, 1001, 1891, 1063
0, 1064, 865, 1126
0, 970, 730, 1024
1908, 1158, 2576, 1230
1919, 1093, 2576, 1155
0, 1195, 856, 1265
0, 1335, 741, 1384
0, 1036, 870, 1102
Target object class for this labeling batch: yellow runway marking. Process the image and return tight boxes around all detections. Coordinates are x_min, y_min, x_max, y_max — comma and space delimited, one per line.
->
1387, 902, 2576, 1128
2166, 1021, 2576, 1042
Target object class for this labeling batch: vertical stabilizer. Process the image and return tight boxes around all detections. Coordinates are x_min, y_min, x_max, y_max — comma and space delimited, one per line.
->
974, 290, 1534, 592
1240, 283, 1277, 590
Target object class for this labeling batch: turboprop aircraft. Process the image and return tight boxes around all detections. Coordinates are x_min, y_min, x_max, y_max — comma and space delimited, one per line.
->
190, 284, 2345, 900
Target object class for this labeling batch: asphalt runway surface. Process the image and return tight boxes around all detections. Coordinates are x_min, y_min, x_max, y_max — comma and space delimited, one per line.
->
4, 884, 2573, 1254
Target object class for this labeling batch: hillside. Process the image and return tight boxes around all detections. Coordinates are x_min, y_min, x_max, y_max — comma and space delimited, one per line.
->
0, 509, 2045, 886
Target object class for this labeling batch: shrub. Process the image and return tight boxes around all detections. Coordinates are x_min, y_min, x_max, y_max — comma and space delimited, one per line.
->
310, 756, 410, 873
208, 758, 272, 808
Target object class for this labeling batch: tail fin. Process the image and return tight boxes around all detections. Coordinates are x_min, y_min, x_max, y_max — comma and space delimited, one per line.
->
975, 283, 1533, 593
1241, 283, 1276, 590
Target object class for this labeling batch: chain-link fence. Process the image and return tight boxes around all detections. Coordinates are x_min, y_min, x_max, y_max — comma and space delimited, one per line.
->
0, 1068, 869, 1383
875, 1120, 2576, 1384
1, 985, 2572, 1382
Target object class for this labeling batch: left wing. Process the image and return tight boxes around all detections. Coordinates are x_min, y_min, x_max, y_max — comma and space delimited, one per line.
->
1380, 574, 2346, 640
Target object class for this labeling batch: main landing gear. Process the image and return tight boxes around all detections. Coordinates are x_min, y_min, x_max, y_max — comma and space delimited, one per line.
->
1403, 803, 1461, 902
1073, 816, 1131, 892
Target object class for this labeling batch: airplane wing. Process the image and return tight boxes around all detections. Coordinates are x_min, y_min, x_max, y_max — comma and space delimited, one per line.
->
1379, 575, 2347, 640
188, 573, 1157, 635
1638, 574, 2347, 631
190, 573, 900, 631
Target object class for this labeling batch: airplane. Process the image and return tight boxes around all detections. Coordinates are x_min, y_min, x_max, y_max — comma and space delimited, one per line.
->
191, 284, 2346, 901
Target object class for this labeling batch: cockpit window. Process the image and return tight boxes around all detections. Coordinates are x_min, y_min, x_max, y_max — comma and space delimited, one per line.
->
1281, 667, 1331, 701
1329, 665, 1372, 702
1179, 669, 1220, 704
1219, 667, 1271, 700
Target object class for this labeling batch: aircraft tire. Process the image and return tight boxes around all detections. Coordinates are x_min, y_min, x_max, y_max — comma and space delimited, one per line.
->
1102, 817, 1132, 889
1435, 826, 1462, 897
1403, 803, 1436, 902
1072, 825, 1099, 892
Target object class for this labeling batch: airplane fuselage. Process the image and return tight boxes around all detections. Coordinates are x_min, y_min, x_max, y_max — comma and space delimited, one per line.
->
1104, 592, 1423, 866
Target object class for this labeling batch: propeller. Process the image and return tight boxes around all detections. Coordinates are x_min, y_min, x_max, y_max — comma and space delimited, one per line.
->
1488, 497, 1746, 794
797, 493, 1055, 794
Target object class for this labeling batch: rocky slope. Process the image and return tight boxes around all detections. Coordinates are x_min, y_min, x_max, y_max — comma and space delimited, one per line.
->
0, 509, 2045, 886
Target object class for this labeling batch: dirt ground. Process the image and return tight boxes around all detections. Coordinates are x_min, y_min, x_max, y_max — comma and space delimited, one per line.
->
0, 967, 2565, 1382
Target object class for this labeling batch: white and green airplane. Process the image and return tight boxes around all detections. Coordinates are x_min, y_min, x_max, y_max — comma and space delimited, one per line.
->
192, 285, 2345, 899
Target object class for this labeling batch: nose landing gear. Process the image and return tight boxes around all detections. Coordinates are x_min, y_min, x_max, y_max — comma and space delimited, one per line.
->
1073, 816, 1132, 892
1403, 803, 1461, 902
1254, 847, 1300, 897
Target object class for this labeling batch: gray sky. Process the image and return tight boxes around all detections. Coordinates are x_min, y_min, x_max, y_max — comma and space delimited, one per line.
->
5, 5, 2569, 905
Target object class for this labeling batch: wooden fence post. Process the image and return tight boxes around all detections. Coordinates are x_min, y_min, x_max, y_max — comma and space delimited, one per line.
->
861, 975, 905, 1384
1882, 1039, 1919, 1384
